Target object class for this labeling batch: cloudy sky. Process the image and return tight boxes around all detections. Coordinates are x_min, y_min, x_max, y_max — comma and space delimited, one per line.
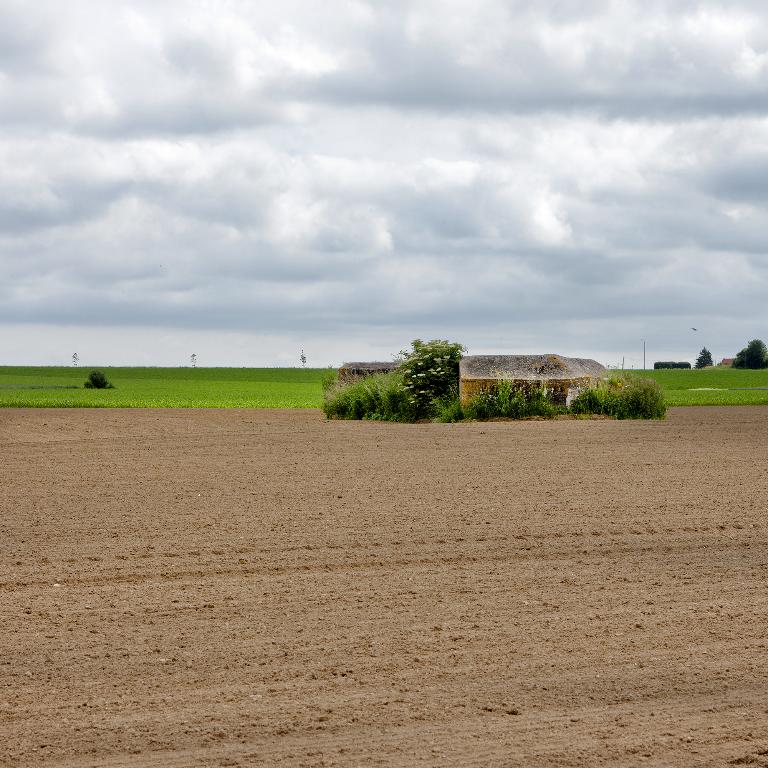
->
2, 0, 768, 367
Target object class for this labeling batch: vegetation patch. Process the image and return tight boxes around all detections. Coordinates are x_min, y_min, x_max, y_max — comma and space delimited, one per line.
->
322, 370, 418, 422
461, 380, 561, 421
569, 375, 666, 419
323, 340, 464, 422
324, 341, 666, 422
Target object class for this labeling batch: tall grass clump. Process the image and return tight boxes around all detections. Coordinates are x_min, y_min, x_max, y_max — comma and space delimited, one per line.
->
322, 370, 418, 422
463, 380, 562, 420
321, 367, 338, 394
570, 375, 666, 419
434, 391, 465, 422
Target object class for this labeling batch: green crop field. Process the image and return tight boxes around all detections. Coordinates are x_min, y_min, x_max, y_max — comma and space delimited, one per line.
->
0, 367, 327, 408
1, 365, 767, 409
639, 368, 768, 406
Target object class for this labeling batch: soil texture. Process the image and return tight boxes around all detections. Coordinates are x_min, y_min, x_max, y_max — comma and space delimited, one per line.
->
1, 407, 767, 767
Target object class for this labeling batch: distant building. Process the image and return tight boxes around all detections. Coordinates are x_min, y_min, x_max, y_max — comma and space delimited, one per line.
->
719, 358, 734, 367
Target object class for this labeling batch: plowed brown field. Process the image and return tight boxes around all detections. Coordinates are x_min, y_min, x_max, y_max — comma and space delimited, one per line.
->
1, 407, 767, 767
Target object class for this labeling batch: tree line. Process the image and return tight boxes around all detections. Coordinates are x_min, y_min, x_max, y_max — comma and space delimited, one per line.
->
694, 339, 768, 369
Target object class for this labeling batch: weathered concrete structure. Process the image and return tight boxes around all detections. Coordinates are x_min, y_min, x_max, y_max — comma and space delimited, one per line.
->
459, 354, 606, 407
338, 361, 400, 384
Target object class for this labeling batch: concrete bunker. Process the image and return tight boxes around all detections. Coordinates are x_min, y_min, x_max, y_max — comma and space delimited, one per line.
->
459, 354, 606, 407
338, 361, 400, 384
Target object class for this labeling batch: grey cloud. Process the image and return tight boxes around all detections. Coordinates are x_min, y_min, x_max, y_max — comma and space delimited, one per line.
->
3, 1, 768, 140
2, 1, 768, 364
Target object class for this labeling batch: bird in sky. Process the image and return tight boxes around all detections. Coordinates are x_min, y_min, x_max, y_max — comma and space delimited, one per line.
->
691, 327, 698, 331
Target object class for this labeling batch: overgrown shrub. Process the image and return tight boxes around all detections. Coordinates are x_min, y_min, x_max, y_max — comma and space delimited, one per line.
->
322, 370, 418, 422
653, 361, 691, 370
399, 339, 465, 418
570, 375, 665, 419
83, 370, 114, 389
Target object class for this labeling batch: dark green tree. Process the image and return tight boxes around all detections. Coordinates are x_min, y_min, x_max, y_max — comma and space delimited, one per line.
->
733, 339, 768, 369
695, 347, 713, 369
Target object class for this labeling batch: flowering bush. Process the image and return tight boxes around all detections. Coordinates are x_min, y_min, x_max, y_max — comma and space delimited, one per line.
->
399, 339, 465, 418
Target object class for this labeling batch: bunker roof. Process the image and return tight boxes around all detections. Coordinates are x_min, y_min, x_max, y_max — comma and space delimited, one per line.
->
340, 361, 399, 371
460, 354, 606, 380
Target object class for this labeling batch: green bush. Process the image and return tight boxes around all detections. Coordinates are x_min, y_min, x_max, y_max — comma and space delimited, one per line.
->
322, 371, 418, 422
733, 339, 768, 369
83, 370, 114, 389
464, 380, 561, 420
570, 375, 666, 419
323, 338, 464, 422
565, 385, 612, 415
399, 339, 465, 418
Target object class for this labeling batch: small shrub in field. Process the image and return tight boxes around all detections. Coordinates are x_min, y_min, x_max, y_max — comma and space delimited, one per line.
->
399, 339, 465, 418
322, 371, 418, 422
570, 375, 665, 419
83, 370, 114, 389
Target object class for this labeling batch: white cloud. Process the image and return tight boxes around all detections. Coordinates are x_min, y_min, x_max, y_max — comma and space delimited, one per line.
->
1, 0, 768, 365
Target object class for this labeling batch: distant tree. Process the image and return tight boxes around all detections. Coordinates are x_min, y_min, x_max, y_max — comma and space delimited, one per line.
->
695, 347, 713, 369
72, 352, 79, 367
190, 353, 197, 368
733, 339, 768, 369
300, 349, 307, 368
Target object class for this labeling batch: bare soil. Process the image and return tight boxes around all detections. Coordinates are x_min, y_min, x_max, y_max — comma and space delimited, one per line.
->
1, 407, 767, 767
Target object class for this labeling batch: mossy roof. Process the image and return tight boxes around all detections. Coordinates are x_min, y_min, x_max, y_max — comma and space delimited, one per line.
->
340, 361, 399, 371
460, 354, 606, 380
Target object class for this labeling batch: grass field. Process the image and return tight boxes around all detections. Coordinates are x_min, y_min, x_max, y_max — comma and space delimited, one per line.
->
1, 365, 767, 408
641, 367, 768, 406
0, 366, 326, 408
